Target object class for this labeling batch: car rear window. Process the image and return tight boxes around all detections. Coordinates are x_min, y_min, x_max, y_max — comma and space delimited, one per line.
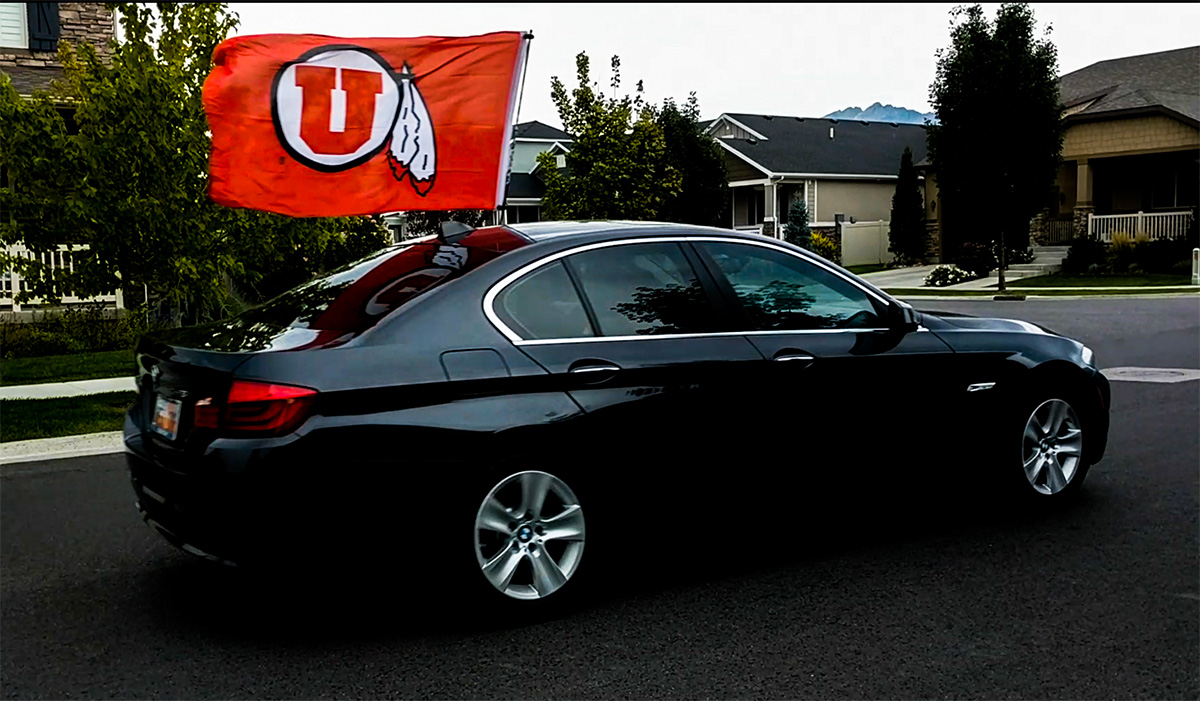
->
237, 226, 530, 332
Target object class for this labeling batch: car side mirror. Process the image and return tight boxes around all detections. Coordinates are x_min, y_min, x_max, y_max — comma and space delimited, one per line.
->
891, 301, 920, 333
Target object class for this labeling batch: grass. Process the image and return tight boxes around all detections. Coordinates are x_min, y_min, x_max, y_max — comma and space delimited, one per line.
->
885, 286, 1197, 297
1007, 273, 1193, 288
846, 264, 888, 275
0, 350, 135, 387
0, 391, 137, 442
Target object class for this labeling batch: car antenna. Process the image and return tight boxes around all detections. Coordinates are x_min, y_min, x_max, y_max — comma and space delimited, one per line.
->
438, 220, 475, 245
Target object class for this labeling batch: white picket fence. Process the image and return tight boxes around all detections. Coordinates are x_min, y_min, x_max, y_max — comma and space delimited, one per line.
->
2, 244, 122, 312
1089, 211, 1193, 242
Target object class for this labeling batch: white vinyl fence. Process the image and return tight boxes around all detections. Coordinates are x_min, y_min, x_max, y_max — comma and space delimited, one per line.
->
2, 244, 122, 312
1089, 211, 1193, 242
840, 220, 895, 267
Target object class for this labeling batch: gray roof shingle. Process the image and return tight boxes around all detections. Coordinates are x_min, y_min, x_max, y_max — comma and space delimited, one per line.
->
715, 113, 928, 176
505, 172, 545, 200
1059, 46, 1199, 124
514, 121, 573, 141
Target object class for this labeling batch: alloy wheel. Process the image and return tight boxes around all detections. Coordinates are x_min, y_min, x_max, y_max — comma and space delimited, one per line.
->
1021, 398, 1084, 495
474, 470, 586, 600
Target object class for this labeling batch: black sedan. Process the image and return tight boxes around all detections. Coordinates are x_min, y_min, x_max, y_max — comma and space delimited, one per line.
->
124, 220, 1110, 605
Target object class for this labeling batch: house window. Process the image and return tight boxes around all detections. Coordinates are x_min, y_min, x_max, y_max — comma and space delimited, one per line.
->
0, 3, 27, 49
507, 205, 541, 224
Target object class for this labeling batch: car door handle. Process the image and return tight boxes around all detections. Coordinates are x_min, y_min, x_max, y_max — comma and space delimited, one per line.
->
570, 364, 620, 374
567, 361, 621, 385
568, 361, 621, 374
774, 354, 815, 363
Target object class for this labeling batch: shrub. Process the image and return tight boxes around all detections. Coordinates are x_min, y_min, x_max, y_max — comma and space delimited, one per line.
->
924, 264, 976, 287
809, 232, 840, 263
1, 304, 166, 359
1063, 236, 1106, 273
952, 242, 996, 278
1005, 246, 1035, 265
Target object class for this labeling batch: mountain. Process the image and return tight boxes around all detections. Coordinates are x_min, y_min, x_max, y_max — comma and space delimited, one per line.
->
822, 102, 938, 124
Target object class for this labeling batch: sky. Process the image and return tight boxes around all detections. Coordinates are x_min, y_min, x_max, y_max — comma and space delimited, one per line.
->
226, 3, 1200, 129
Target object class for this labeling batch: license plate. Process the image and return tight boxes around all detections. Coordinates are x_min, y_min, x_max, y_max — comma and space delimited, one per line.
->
151, 395, 182, 441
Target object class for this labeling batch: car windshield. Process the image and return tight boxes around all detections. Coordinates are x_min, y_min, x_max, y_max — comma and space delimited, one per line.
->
236, 227, 530, 332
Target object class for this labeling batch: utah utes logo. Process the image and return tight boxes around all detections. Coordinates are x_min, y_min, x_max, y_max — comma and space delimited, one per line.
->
271, 45, 436, 195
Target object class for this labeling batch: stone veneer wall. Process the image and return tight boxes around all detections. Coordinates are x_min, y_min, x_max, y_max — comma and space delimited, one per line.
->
0, 4, 114, 76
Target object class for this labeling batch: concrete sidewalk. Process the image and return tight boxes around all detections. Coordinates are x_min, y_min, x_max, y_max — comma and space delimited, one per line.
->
0, 376, 136, 400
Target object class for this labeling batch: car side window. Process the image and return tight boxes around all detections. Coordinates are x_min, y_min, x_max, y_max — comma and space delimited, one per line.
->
493, 261, 594, 340
566, 242, 717, 337
698, 241, 883, 331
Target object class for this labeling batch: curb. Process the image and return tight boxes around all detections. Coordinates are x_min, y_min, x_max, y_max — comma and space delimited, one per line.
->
0, 431, 125, 465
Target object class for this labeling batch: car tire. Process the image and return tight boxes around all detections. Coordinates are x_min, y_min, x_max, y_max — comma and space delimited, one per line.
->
1008, 387, 1092, 502
466, 465, 591, 614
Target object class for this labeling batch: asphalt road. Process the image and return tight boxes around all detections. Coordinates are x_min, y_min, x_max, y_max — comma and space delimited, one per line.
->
3, 297, 1197, 699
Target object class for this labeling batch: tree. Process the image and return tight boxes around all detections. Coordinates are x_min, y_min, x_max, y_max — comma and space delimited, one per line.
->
0, 3, 386, 323
402, 209, 491, 238
654, 93, 728, 227
536, 53, 681, 220
782, 200, 811, 249
926, 3, 1064, 290
888, 146, 928, 264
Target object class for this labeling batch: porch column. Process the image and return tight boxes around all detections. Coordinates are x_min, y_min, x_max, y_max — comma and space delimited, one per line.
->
762, 181, 777, 238
730, 187, 735, 228
1073, 159, 1094, 239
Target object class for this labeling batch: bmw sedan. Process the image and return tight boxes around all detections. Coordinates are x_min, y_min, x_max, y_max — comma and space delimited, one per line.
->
124, 220, 1110, 605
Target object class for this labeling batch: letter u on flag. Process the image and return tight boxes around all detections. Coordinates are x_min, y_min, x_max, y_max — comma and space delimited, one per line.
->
203, 31, 530, 217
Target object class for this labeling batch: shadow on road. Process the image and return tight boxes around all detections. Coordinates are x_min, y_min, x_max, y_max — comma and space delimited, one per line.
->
130, 477, 1108, 647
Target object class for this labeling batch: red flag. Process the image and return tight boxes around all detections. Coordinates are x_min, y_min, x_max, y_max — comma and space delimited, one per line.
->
203, 32, 529, 217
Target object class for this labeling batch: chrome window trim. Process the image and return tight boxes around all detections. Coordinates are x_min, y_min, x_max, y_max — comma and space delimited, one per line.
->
482, 235, 898, 345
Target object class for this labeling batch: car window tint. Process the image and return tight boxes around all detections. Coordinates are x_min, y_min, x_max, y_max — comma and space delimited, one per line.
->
699, 241, 882, 331
494, 261, 594, 340
566, 242, 716, 336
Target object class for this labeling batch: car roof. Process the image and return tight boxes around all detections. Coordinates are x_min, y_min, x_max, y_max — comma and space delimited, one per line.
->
506, 220, 739, 241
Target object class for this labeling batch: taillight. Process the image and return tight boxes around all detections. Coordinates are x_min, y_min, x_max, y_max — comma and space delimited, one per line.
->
192, 380, 317, 438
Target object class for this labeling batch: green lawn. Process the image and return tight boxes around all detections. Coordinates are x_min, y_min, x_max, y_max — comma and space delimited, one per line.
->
1, 391, 137, 442
1008, 273, 1193, 288
886, 286, 1197, 297
0, 350, 135, 387
846, 264, 887, 275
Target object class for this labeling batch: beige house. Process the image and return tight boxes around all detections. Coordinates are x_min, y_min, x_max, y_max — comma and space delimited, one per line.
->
1048, 45, 1198, 243
705, 113, 928, 240
921, 46, 1199, 256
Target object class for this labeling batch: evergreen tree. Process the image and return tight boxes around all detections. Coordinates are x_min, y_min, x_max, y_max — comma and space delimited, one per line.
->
888, 147, 928, 263
783, 200, 811, 249
926, 4, 1065, 289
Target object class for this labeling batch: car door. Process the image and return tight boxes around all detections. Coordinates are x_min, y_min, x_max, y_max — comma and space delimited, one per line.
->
487, 238, 765, 514
689, 238, 957, 490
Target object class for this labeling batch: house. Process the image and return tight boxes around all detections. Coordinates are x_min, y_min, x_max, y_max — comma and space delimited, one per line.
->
921, 46, 1199, 255
503, 120, 573, 224
705, 112, 929, 242
0, 3, 114, 94
1048, 45, 1198, 243
383, 119, 572, 239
